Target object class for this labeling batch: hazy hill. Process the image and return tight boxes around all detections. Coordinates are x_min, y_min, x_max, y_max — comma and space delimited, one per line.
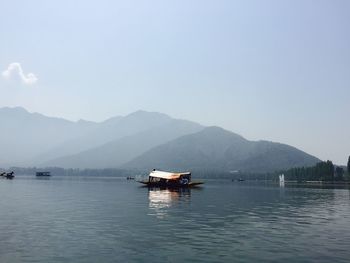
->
36, 110, 182, 163
123, 126, 320, 173
0, 107, 97, 166
0, 107, 320, 173
0, 107, 203, 168
43, 119, 203, 168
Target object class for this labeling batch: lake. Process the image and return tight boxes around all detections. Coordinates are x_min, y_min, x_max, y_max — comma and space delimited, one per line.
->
1, 176, 349, 263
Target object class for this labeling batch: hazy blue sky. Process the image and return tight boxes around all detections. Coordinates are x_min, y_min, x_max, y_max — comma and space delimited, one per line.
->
1, 0, 349, 164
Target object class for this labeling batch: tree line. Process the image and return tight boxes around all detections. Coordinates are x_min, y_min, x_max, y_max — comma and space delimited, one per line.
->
281, 156, 350, 182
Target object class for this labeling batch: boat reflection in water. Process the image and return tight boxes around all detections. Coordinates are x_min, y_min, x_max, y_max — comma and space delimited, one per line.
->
148, 188, 191, 219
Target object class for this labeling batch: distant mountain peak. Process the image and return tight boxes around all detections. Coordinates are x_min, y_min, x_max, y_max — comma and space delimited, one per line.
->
123, 126, 319, 173
0, 107, 73, 123
0, 106, 28, 114
126, 110, 171, 118
202, 126, 229, 133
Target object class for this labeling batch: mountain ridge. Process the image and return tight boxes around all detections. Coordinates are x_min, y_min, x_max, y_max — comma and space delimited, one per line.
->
43, 118, 204, 168
0, 107, 97, 166
0, 107, 320, 173
123, 126, 320, 173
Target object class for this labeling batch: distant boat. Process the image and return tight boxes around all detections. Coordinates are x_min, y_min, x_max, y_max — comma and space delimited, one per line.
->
139, 170, 203, 188
36, 171, 51, 177
279, 174, 285, 186
232, 178, 245, 182
5, 171, 14, 179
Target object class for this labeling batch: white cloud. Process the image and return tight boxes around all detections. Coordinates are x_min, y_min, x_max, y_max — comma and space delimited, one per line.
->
2, 62, 38, 85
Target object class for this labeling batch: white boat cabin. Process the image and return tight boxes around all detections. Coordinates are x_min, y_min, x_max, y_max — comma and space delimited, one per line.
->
149, 170, 191, 184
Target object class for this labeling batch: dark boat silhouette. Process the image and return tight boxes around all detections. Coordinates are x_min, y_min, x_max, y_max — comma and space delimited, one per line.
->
36, 171, 51, 177
5, 171, 14, 179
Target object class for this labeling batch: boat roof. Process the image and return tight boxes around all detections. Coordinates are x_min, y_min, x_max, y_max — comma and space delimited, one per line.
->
149, 170, 191, 180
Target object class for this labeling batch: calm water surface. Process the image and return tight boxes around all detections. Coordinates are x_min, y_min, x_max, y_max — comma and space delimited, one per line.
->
0, 176, 349, 263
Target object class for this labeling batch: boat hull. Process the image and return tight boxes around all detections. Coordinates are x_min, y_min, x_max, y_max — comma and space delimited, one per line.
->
139, 181, 203, 188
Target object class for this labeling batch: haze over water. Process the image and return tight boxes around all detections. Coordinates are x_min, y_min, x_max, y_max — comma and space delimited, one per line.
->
1, 176, 349, 263
1, 1, 350, 164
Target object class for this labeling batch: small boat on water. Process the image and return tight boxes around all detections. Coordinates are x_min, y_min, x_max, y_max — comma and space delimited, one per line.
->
2, 171, 15, 179
36, 171, 51, 177
139, 170, 203, 188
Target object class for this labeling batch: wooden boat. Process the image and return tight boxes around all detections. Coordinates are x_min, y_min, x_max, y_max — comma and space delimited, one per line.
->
139, 170, 203, 188
36, 171, 51, 176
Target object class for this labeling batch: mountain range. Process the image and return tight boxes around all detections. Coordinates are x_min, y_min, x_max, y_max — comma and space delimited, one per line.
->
123, 126, 319, 173
0, 107, 319, 172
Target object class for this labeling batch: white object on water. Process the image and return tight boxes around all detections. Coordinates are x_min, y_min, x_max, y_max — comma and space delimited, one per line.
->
279, 174, 285, 186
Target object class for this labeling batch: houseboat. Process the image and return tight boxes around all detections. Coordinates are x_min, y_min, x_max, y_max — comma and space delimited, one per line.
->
139, 170, 203, 188
36, 171, 51, 177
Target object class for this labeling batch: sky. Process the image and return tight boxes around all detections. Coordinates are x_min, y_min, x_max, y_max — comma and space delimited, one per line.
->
0, 0, 349, 164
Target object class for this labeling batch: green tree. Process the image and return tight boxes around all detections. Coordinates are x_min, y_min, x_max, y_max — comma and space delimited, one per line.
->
335, 167, 344, 181
283, 161, 336, 182
347, 156, 350, 175
325, 160, 334, 181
